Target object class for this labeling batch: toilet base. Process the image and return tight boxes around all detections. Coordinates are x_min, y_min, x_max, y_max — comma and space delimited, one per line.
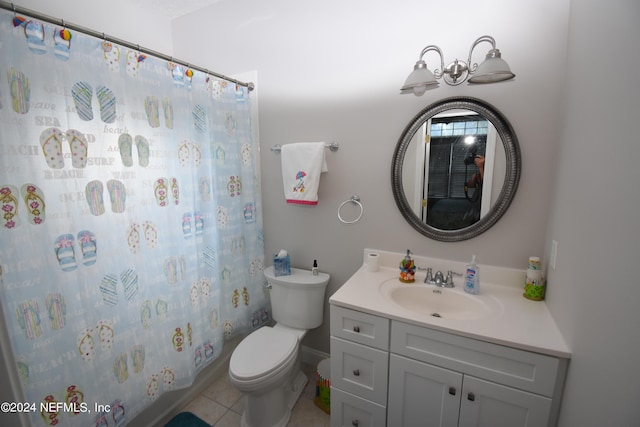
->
240, 369, 308, 427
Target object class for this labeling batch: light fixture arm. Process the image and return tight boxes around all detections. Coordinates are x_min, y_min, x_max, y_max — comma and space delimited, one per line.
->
417, 45, 445, 80
466, 35, 497, 74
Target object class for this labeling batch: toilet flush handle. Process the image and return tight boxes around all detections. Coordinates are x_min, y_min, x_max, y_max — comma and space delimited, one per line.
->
264, 281, 272, 289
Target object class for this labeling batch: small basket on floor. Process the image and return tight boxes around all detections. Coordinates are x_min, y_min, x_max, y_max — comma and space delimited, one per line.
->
314, 358, 330, 414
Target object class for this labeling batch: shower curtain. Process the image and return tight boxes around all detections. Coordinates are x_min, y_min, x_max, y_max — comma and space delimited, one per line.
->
0, 9, 269, 427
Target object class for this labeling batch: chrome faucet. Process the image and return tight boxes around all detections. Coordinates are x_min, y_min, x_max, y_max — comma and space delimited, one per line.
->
433, 270, 445, 286
445, 270, 462, 288
423, 267, 433, 284
423, 268, 462, 288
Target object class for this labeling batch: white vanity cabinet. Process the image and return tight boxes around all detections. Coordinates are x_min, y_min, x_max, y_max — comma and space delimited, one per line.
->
330, 305, 390, 427
329, 305, 567, 427
387, 321, 565, 427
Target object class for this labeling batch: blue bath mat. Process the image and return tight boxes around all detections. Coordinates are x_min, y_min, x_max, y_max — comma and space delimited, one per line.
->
165, 412, 212, 427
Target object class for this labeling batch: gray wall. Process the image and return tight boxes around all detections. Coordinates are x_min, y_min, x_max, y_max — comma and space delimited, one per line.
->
544, 1, 640, 425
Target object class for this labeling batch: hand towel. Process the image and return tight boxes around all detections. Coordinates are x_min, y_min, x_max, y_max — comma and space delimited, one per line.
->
281, 142, 327, 205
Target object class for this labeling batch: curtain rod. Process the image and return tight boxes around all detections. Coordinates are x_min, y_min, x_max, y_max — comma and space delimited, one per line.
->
0, 1, 254, 91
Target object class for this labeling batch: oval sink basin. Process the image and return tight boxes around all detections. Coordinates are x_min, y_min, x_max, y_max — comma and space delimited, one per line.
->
379, 279, 496, 320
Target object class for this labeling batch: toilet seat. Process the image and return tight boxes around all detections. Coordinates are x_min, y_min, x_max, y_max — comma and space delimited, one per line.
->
229, 327, 298, 386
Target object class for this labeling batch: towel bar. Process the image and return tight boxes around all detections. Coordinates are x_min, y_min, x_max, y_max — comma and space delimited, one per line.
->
270, 142, 339, 153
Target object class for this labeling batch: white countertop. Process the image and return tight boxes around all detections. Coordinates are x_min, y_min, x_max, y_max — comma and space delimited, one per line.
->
329, 249, 571, 359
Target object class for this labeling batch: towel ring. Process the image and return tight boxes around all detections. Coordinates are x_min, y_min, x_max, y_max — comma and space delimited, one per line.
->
338, 195, 363, 224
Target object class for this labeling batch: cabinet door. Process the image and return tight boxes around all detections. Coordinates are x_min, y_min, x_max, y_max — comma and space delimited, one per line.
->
331, 387, 387, 427
387, 354, 462, 427
458, 376, 552, 427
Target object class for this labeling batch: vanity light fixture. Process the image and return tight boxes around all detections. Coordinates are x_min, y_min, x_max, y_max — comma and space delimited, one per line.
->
400, 35, 515, 96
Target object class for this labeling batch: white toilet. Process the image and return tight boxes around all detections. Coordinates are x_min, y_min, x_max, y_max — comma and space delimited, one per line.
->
229, 266, 330, 427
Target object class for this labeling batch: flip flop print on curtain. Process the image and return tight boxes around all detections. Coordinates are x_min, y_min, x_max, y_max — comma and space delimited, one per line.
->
24, 20, 46, 55
39, 128, 89, 169
21, 183, 45, 225
54, 231, 98, 271
6, 67, 30, 114
71, 81, 116, 123
144, 96, 174, 129
1, 185, 20, 229
85, 180, 126, 215
118, 134, 150, 167
53, 27, 72, 61
154, 177, 179, 206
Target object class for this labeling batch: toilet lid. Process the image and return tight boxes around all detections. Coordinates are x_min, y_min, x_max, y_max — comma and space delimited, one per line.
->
230, 327, 298, 381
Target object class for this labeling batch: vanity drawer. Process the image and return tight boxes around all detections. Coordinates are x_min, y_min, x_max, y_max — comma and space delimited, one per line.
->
330, 305, 390, 350
331, 337, 389, 405
330, 387, 386, 427
390, 321, 560, 396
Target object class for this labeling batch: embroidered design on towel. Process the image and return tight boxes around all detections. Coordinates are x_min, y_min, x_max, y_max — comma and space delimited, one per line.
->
293, 170, 307, 193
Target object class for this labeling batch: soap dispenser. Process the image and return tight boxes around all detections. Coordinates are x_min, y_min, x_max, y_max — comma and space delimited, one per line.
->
464, 254, 480, 294
399, 249, 416, 283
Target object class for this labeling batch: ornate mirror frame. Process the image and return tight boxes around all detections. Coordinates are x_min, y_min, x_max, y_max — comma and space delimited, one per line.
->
391, 97, 521, 241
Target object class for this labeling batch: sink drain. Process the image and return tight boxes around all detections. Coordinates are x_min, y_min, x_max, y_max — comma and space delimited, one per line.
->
431, 313, 442, 318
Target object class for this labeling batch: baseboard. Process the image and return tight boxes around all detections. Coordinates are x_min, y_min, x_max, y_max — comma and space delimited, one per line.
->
301, 345, 330, 369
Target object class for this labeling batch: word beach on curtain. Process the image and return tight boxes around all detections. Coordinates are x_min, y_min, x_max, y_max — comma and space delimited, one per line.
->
0, 9, 268, 427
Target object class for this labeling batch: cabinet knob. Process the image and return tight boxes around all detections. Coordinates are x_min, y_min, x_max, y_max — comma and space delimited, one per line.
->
352, 420, 359, 427
467, 392, 475, 402
353, 326, 360, 333
353, 369, 360, 376
449, 387, 456, 396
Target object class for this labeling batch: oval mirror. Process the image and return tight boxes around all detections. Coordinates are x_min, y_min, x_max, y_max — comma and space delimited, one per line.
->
391, 97, 520, 241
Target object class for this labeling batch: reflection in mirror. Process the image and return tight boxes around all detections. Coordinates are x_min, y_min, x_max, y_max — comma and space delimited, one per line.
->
402, 110, 505, 229
392, 97, 520, 241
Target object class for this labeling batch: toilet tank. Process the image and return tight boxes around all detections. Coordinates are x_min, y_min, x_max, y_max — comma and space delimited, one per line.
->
264, 266, 330, 330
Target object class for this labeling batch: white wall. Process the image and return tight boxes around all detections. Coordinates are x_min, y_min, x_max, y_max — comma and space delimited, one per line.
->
12, 0, 176, 53
544, 0, 640, 425
172, 0, 570, 357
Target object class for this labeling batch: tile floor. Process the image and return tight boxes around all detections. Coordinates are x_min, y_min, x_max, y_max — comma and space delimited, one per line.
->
181, 362, 330, 427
